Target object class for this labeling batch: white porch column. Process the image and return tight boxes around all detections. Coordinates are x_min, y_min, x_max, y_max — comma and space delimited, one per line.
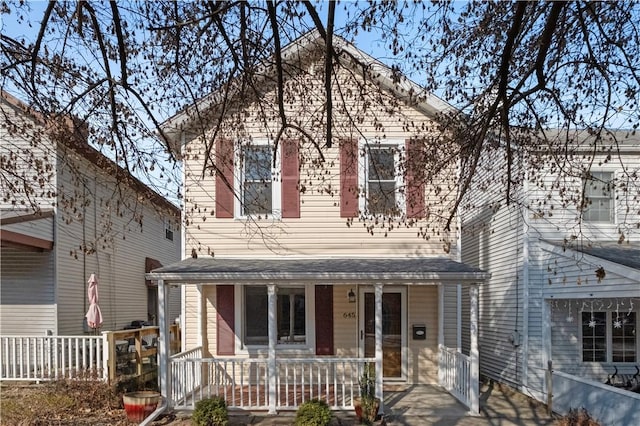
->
469, 284, 480, 415
267, 284, 277, 414
158, 279, 171, 404
438, 284, 444, 385
374, 283, 384, 413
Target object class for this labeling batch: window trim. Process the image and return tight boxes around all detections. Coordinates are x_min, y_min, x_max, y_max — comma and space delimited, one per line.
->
582, 170, 616, 225
579, 310, 638, 363
358, 139, 406, 217
234, 284, 315, 354
164, 217, 174, 241
234, 139, 282, 220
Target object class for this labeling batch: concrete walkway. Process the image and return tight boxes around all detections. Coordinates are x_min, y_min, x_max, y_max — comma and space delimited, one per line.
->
161, 381, 558, 425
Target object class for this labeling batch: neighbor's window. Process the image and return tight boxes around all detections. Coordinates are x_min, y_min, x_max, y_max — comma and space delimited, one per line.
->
583, 171, 614, 223
164, 218, 174, 241
241, 144, 273, 216
581, 311, 637, 363
582, 312, 607, 362
365, 145, 401, 216
612, 312, 636, 362
243, 286, 307, 346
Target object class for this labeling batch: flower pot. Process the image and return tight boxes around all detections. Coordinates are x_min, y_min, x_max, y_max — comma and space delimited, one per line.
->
353, 396, 380, 424
123, 391, 161, 422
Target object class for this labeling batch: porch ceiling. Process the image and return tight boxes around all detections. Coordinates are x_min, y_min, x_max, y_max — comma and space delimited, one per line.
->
146, 257, 489, 284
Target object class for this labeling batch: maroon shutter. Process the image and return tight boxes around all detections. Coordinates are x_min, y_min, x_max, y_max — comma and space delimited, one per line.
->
315, 285, 334, 355
406, 139, 425, 219
215, 138, 234, 218
340, 139, 358, 218
281, 139, 300, 218
216, 285, 235, 355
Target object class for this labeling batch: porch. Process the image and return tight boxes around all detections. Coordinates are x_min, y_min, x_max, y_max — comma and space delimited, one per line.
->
148, 257, 489, 416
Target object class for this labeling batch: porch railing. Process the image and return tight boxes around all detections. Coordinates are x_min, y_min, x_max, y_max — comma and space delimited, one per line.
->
169, 350, 373, 411
439, 344, 471, 408
0, 336, 107, 382
276, 357, 373, 409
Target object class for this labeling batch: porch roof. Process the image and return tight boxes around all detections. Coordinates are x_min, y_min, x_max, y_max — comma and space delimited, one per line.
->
146, 257, 489, 284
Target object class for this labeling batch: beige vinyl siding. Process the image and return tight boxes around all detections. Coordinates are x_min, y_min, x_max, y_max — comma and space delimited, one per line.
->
184, 286, 202, 352
407, 286, 439, 384
0, 247, 56, 335
54, 148, 181, 335
334, 285, 358, 358
183, 64, 457, 259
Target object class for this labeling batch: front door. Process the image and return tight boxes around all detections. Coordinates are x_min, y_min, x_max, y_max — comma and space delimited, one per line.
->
360, 288, 405, 379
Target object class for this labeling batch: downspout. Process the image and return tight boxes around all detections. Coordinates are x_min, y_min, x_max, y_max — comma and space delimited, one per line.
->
521, 168, 530, 392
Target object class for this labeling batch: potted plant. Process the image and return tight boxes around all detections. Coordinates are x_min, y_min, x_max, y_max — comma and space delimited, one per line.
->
353, 363, 380, 424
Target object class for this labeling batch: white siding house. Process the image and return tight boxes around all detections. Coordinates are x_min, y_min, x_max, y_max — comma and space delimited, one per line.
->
0, 90, 182, 336
461, 131, 640, 424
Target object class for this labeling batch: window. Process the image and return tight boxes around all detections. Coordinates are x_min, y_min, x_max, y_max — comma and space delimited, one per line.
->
240, 144, 275, 216
361, 142, 404, 216
613, 312, 636, 362
583, 171, 614, 223
581, 311, 637, 363
243, 286, 306, 346
164, 218, 174, 241
582, 312, 607, 362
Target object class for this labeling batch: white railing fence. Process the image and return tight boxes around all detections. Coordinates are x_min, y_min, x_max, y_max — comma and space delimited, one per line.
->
0, 335, 107, 382
277, 358, 373, 409
169, 346, 204, 406
439, 344, 471, 408
169, 353, 374, 411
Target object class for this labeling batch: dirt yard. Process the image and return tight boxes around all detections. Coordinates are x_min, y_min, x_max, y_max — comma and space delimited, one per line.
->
0, 381, 194, 425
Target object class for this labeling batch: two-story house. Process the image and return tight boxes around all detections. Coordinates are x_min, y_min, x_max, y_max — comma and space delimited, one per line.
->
0, 90, 182, 335
148, 32, 488, 415
461, 129, 640, 424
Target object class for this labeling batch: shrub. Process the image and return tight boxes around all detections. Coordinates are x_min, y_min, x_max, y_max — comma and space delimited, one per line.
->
554, 407, 600, 426
295, 399, 332, 426
192, 396, 228, 426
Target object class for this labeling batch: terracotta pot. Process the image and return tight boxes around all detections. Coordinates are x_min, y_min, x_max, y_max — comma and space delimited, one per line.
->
123, 391, 161, 422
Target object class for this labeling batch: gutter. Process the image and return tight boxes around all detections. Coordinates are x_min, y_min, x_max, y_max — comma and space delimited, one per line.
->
139, 397, 168, 426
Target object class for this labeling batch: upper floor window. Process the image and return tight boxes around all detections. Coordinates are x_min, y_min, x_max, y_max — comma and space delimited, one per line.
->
164, 217, 174, 241
238, 142, 280, 218
361, 141, 404, 216
583, 171, 614, 223
581, 311, 637, 363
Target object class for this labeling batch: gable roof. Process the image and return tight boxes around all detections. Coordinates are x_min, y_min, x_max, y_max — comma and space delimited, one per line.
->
1, 90, 180, 217
160, 30, 454, 154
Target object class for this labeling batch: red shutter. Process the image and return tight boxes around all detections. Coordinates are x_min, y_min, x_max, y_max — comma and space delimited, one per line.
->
215, 138, 234, 218
406, 139, 426, 218
216, 285, 235, 355
315, 285, 334, 355
340, 139, 358, 218
281, 139, 300, 218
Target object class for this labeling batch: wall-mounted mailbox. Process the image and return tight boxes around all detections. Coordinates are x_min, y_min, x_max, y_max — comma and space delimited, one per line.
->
412, 324, 426, 340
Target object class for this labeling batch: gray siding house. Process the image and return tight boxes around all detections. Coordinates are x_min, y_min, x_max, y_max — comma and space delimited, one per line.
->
1, 90, 182, 335
461, 130, 640, 424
